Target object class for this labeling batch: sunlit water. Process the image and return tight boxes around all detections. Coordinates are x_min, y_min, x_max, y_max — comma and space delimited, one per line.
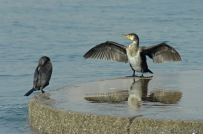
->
0, 0, 203, 133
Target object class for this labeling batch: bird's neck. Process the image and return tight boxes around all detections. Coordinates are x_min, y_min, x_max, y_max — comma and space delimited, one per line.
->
130, 40, 139, 48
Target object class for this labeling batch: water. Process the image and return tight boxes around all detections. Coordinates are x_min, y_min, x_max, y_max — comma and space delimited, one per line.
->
51, 71, 203, 120
0, 0, 203, 133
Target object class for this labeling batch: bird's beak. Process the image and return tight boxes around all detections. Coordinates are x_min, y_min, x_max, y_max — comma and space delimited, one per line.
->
122, 34, 131, 39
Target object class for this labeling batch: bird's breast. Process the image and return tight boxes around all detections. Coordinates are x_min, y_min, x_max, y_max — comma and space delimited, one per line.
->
126, 49, 142, 72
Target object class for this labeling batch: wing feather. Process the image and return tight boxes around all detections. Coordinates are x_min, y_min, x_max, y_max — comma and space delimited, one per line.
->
83, 41, 128, 63
33, 67, 39, 89
38, 61, 52, 89
142, 42, 181, 63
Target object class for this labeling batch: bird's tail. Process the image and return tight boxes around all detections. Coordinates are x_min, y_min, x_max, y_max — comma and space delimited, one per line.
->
24, 88, 34, 96
147, 69, 153, 74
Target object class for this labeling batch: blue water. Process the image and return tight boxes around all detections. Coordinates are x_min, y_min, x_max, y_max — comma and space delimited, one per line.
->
0, 0, 203, 133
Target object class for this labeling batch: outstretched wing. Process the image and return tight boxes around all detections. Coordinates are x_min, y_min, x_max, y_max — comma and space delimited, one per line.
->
141, 42, 181, 63
83, 41, 128, 63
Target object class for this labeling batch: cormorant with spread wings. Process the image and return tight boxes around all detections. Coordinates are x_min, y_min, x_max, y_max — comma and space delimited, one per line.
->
84, 33, 181, 77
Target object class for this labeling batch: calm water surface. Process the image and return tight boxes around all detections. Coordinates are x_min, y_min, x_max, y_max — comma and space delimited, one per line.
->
0, 0, 203, 133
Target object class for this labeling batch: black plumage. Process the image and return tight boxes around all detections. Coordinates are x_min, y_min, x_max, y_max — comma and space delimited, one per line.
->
84, 33, 181, 77
24, 56, 52, 96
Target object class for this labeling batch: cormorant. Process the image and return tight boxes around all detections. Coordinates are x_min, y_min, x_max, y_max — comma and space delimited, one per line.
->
83, 33, 181, 77
24, 56, 52, 96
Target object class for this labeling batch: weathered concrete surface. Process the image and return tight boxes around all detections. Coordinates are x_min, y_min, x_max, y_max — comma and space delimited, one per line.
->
130, 118, 203, 134
29, 94, 132, 134
29, 70, 203, 134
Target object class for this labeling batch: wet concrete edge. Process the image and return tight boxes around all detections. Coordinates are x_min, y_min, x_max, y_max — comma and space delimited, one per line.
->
29, 93, 203, 134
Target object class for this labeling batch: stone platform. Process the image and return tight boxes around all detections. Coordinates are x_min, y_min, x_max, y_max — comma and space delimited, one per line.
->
29, 70, 203, 134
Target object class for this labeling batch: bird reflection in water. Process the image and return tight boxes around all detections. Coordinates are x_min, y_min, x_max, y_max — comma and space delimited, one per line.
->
148, 89, 182, 104
84, 78, 182, 108
84, 89, 129, 103
128, 78, 151, 109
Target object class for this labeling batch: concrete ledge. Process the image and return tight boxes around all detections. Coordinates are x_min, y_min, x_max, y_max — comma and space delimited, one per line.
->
29, 71, 203, 134
29, 94, 132, 134
29, 94, 203, 134
130, 118, 203, 134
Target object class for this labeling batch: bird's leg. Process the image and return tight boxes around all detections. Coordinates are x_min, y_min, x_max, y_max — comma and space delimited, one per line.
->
132, 70, 135, 76
130, 70, 140, 77
140, 72, 144, 77
126, 69, 138, 77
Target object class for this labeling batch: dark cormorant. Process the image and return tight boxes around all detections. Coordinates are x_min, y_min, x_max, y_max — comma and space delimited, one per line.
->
24, 56, 52, 96
83, 33, 181, 76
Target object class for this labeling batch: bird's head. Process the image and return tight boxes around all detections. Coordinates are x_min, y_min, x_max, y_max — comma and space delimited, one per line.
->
38, 56, 50, 66
122, 33, 139, 42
